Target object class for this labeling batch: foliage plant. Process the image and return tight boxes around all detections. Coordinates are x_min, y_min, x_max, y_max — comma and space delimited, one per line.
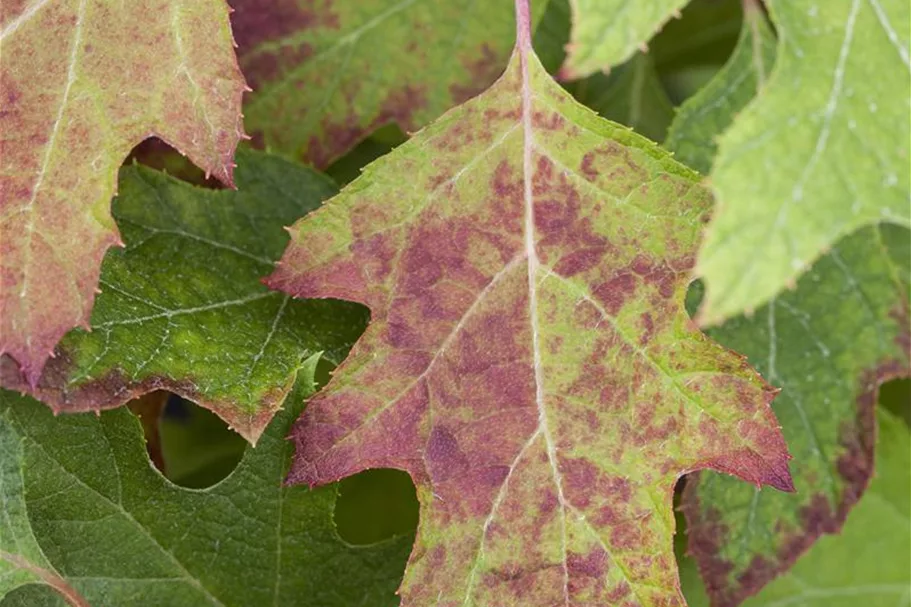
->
1, 0, 908, 606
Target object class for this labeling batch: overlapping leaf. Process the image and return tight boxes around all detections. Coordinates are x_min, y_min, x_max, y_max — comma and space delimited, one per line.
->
267, 7, 792, 605
683, 224, 910, 607
0, 0, 247, 383
232, 0, 547, 167
567, 53, 675, 143
0, 150, 367, 443
666, 14, 911, 603
0, 359, 411, 606
562, 0, 687, 78
696, 0, 911, 325
527, 0, 675, 142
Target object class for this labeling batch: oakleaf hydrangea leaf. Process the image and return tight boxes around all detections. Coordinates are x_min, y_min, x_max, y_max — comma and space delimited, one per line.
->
0, 150, 367, 443
684, 224, 910, 607
739, 408, 910, 607
233, 0, 546, 168
696, 0, 911, 325
562, 0, 688, 79
0, 0, 247, 384
267, 4, 792, 605
666, 20, 911, 603
0, 359, 411, 606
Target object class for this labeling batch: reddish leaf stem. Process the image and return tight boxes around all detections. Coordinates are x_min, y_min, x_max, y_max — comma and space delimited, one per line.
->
514, 0, 533, 51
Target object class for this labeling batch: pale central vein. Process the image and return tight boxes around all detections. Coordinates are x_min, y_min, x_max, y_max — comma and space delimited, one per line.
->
520, 43, 570, 606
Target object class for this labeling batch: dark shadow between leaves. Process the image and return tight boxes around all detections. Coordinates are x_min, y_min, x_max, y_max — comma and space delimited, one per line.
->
880, 378, 911, 427
334, 468, 420, 546
129, 392, 247, 489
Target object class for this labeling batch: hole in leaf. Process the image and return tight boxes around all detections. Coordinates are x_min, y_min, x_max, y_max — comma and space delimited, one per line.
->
127, 391, 169, 473
154, 395, 246, 489
334, 468, 419, 545
880, 378, 910, 426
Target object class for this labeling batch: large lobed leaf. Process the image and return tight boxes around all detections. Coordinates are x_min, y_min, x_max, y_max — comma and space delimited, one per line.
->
696, 0, 911, 325
1, 150, 367, 443
0, 358, 411, 606
267, 4, 792, 605
233, 0, 547, 168
0, 0, 247, 384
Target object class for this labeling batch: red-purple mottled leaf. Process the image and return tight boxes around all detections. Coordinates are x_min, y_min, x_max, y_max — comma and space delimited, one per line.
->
267, 3, 793, 605
231, 0, 546, 168
0, 0, 246, 384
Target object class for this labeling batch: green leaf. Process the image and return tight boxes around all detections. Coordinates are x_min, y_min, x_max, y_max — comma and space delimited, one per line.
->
696, 0, 911, 325
0, 358, 411, 606
233, 0, 547, 167
668, 17, 911, 601
665, 3, 777, 175
267, 6, 792, 604
566, 53, 675, 143
740, 407, 911, 607
562, 0, 688, 78
683, 224, 910, 605
0, 150, 368, 443
0, 0, 247, 384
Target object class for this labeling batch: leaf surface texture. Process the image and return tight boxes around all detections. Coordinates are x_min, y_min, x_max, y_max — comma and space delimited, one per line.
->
697, 0, 911, 324
0, 365, 410, 606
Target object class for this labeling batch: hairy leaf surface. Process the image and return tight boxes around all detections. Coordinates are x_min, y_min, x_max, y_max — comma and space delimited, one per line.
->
0, 0, 246, 383
562, 0, 688, 78
233, 0, 546, 167
0, 151, 367, 443
0, 362, 410, 606
696, 0, 911, 325
268, 6, 792, 605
